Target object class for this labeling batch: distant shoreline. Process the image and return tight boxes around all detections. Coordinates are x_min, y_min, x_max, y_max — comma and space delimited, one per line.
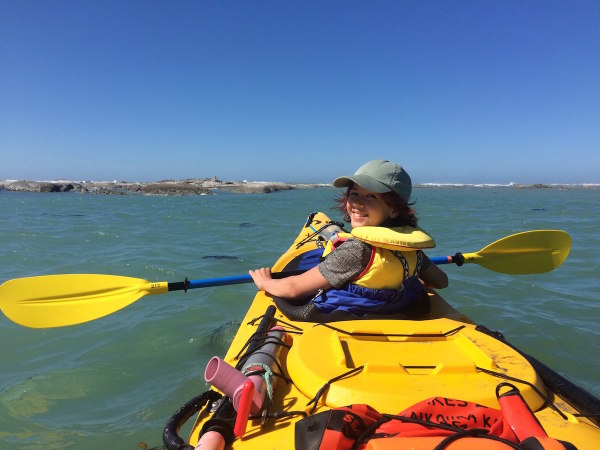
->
417, 182, 600, 189
0, 178, 597, 195
0, 177, 328, 195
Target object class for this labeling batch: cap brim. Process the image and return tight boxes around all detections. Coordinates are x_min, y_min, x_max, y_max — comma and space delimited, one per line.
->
332, 175, 391, 193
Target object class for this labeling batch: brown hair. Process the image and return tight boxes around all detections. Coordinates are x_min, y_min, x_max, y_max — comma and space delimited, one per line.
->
333, 184, 418, 227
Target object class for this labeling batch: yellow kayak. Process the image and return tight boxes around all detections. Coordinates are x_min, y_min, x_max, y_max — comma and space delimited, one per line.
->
162, 211, 600, 450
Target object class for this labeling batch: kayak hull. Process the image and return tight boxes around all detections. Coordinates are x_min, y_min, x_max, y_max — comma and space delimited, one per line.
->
180, 212, 599, 449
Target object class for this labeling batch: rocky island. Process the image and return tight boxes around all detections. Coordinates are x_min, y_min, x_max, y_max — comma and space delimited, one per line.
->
0, 177, 326, 195
1, 179, 593, 195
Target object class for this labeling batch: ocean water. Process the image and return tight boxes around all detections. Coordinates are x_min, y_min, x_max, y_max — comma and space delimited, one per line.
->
0, 186, 598, 449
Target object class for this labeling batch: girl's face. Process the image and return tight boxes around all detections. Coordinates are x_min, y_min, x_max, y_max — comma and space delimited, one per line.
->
346, 184, 399, 228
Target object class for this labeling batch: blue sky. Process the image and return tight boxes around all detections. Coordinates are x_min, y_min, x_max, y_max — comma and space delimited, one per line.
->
1, 1, 598, 184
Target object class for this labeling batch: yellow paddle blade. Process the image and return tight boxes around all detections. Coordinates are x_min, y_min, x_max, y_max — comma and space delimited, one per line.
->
463, 230, 571, 274
0, 274, 168, 328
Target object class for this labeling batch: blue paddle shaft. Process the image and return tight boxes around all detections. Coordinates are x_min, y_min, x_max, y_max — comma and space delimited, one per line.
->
181, 270, 305, 290
176, 256, 461, 291
188, 274, 253, 288
430, 256, 451, 265
430, 253, 464, 266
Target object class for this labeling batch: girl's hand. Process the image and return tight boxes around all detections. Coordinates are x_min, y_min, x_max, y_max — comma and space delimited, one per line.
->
249, 267, 273, 291
248, 266, 331, 299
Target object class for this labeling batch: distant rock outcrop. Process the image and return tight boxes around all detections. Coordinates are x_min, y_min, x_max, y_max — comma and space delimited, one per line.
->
0, 178, 324, 195
138, 182, 212, 195
2, 180, 78, 192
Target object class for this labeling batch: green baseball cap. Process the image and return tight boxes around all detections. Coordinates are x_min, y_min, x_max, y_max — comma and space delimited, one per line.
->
333, 159, 412, 202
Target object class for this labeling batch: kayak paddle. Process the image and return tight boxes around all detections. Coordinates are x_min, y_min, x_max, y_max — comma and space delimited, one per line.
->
0, 230, 570, 328
0, 271, 303, 329
429, 230, 571, 274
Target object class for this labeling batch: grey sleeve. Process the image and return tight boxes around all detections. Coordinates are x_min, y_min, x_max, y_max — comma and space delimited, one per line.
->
318, 239, 373, 289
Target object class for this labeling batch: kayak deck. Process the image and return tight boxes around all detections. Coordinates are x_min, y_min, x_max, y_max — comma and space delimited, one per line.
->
287, 318, 544, 413
184, 212, 600, 449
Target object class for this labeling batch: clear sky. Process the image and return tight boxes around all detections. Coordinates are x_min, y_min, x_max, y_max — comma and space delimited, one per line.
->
1, 1, 598, 184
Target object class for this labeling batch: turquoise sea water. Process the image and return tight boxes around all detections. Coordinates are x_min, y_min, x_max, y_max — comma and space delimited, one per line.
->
1, 186, 598, 449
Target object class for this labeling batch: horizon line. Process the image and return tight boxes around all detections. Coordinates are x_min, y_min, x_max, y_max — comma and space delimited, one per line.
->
1, 179, 599, 188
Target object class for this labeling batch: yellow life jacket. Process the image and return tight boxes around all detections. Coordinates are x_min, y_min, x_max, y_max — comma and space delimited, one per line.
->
322, 226, 436, 290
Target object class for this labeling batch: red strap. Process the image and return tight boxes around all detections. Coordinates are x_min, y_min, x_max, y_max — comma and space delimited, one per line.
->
355, 246, 376, 281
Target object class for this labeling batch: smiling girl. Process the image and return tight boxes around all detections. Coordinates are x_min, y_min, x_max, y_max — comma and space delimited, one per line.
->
249, 160, 448, 317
